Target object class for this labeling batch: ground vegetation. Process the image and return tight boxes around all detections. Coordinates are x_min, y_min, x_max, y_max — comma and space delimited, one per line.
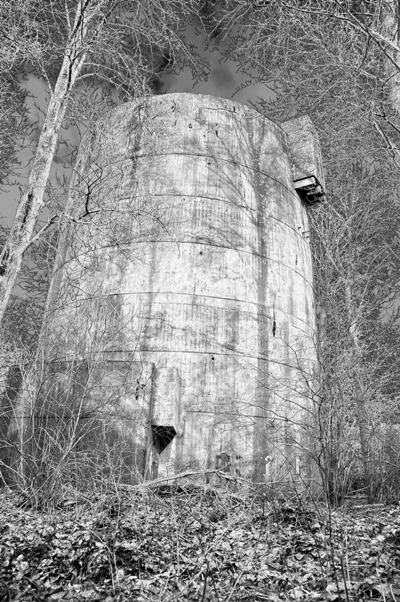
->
1, 484, 399, 601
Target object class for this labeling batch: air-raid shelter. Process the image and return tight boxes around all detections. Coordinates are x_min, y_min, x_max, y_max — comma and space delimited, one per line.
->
32, 94, 325, 487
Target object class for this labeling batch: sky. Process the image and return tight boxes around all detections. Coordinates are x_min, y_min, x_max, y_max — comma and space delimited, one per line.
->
0, 22, 274, 226
160, 24, 272, 104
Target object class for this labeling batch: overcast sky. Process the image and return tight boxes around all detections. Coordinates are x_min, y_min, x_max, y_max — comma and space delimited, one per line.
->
160, 24, 272, 104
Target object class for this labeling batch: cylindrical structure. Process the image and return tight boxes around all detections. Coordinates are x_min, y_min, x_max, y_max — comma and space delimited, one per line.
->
39, 93, 318, 484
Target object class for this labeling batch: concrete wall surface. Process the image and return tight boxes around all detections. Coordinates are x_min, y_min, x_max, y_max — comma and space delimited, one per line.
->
37, 93, 319, 487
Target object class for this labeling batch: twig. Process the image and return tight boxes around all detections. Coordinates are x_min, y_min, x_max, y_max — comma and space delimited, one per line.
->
20, 215, 59, 255
121, 469, 285, 491
226, 567, 245, 601
200, 561, 208, 602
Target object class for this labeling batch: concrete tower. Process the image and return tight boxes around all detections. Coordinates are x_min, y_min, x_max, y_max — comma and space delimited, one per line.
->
37, 94, 323, 486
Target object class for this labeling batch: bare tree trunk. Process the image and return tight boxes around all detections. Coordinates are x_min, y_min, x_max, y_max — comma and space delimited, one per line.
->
381, 0, 400, 115
354, 384, 374, 500
344, 280, 374, 501
0, 2, 91, 324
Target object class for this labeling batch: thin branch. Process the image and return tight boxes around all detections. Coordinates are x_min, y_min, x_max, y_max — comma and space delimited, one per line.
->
20, 215, 59, 255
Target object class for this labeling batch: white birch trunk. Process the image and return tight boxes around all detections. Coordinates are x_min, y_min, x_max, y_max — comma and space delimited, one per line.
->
0, 1, 95, 324
381, 0, 400, 115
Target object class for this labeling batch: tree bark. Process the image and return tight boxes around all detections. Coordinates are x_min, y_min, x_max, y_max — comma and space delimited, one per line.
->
0, 1, 94, 325
381, 0, 400, 115
344, 280, 374, 502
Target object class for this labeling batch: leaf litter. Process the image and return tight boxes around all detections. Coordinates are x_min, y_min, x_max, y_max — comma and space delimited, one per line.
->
0, 488, 400, 601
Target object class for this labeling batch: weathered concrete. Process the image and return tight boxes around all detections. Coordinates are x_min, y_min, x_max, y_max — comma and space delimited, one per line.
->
282, 116, 325, 187
38, 93, 319, 486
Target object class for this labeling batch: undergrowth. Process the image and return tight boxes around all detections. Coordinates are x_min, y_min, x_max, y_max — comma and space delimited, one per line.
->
1, 484, 400, 601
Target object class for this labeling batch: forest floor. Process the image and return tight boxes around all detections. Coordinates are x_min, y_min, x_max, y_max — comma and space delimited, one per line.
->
0, 486, 400, 601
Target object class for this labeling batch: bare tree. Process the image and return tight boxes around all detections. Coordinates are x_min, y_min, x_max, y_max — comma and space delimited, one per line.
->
0, 0, 201, 325
214, 0, 400, 500
0, 78, 27, 186
310, 170, 400, 501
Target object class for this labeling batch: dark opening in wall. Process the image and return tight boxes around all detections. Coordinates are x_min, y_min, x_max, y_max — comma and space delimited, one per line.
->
216, 452, 230, 471
293, 175, 325, 206
151, 425, 177, 453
